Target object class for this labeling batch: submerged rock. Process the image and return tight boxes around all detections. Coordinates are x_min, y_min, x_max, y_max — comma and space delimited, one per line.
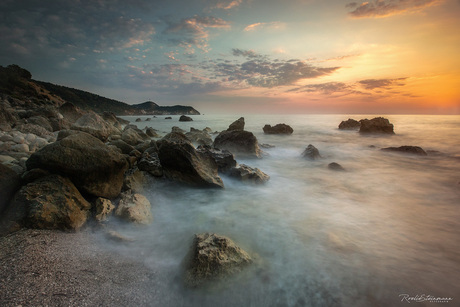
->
179, 115, 193, 122
262, 123, 293, 135
338, 118, 360, 130
213, 130, 262, 159
359, 117, 394, 134
227, 117, 245, 131
115, 191, 152, 225
184, 233, 252, 287
26, 132, 128, 198
328, 162, 345, 171
228, 164, 270, 184
302, 144, 321, 160
381, 146, 427, 156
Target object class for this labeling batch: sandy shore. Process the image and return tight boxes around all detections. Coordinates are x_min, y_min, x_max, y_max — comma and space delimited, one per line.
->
0, 228, 160, 306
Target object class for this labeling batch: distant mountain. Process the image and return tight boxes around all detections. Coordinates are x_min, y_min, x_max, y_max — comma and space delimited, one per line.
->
0, 64, 200, 115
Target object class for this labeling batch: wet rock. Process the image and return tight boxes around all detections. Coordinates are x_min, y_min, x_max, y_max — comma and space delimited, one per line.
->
171, 126, 185, 133
339, 118, 360, 130
165, 117, 172, 120
157, 139, 224, 188
94, 197, 115, 222
10, 175, 91, 230
213, 130, 262, 159
262, 123, 293, 135
184, 233, 252, 287
196, 145, 237, 173
359, 117, 394, 134
381, 146, 427, 156
0, 164, 21, 215
227, 117, 245, 131
179, 115, 193, 122
135, 118, 142, 122
328, 162, 345, 171
26, 132, 128, 198
302, 144, 321, 160
228, 164, 270, 184
71, 112, 120, 141
115, 191, 152, 225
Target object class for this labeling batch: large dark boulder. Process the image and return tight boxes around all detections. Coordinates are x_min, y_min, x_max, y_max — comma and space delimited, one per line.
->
0, 164, 21, 215
157, 139, 224, 188
228, 164, 270, 184
213, 130, 262, 159
381, 146, 427, 156
338, 118, 360, 130
302, 144, 321, 160
179, 115, 193, 122
10, 175, 91, 230
227, 117, 245, 131
262, 123, 293, 135
359, 117, 394, 134
71, 112, 120, 141
26, 132, 129, 198
196, 145, 236, 173
184, 233, 252, 287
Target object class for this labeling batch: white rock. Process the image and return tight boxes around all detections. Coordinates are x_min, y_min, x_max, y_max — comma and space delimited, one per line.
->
25, 133, 37, 143
0, 135, 13, 142
11, 143, 29, 152
0, 155, 16, 164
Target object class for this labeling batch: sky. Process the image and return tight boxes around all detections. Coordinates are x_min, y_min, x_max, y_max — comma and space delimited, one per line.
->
1, 0, 459, 114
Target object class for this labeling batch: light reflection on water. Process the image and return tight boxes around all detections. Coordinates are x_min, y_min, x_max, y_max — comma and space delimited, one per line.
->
106, 114, 460, 306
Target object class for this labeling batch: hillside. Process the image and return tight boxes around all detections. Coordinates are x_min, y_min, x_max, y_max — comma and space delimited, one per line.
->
0, 65, 200, 115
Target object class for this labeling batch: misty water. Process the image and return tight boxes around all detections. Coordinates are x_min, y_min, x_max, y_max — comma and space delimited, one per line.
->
102, 115, 460, 306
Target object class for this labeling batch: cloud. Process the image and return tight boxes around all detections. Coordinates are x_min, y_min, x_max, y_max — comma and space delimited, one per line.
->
358, 77, 407, 89
232, 48, 261, 58
164, 16, 230, 52
287, 82, 353, 95
243, 21, 286, 32
212, 0, 243, 10
347, 0, 444, 18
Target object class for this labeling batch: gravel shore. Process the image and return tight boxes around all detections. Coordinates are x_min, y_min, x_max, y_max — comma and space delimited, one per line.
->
0, 228, 160, 306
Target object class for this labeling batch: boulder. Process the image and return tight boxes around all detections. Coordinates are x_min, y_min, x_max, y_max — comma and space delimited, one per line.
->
179, 115, 193, 122
115, 191, 152, 225
135, 118, 142, 122
138, 151, 163, 177
227, 117, 245, 131
108, 139, 136, 155
196, 145, 237, 173
213, 130, 262, 159
71, 112, 120, 141
10, 175, 91, 230
59, 102, 85, 124
328, 162, 345, 171
26, 116, 53, 132
381, 146, 427, 156
339, 118, 360, 130
121, 127, 146, 146
102, 111, 122, 130
359, 117, 394, 134
185, 128, 213, 146
184, 233, 252, 287
262, 123, 293, 135
145, 127, 159, 138
26, 132, 128, 198
14, 123, 52, 138
0, 164, 21, 215
123, 168, 150, 192
94, 197, 115, 222
302, 144, 321, 160
165, 117, 172, 120
228, 164, 270, 184
57, 129, 80, 141
162, 131, 191, 144
172, 126, 185, 133
0, 102, 17, 130
157, 140, 224, 188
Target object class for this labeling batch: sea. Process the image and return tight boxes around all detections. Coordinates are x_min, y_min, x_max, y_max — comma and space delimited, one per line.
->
106, 114, 460, 307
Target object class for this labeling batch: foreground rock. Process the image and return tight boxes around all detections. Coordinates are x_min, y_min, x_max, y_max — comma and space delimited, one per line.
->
0, 164, 21, 215
94, 198, 115, 222
184, 233, 252, 287
9, 175, 91, 230
381, 146, 427, 156
263, 123, 293, 135
196, 145, 236, 173
179, 115, 193, 122
115, 191, 152, 225
302, 144, 321, 160
26, 132, 129, 198
228, 164, 270, 184
213, 130, 262, 159
339, 118, 360, 130
157, 139, 224, 188
359, 117, 394, 134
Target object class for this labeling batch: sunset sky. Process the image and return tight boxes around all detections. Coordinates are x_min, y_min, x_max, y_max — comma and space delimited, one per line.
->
1, 0, 459, 114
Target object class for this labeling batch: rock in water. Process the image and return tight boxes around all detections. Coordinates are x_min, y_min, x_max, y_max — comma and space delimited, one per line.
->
262, 123, 293, 135
328, 162, 345, 171
302, 144, 321, 160
179, 115, 193, 122
359, 117, 394, 134
26, 132, 128, 198
227, 117, 245, 131
381, 146, 427, 156
184, 233, 252, 287
157, 140, 224, 188
338, 118, 360, 130
196, 145, 237, 173
115, 191, 152, 225
94, 197, 115, 222
11, 175, 91, 230
213, 130, 262, 159
228, 164, 270, 184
